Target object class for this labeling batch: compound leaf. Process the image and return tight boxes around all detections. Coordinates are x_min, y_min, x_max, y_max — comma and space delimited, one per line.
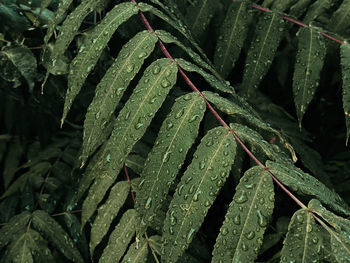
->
32, 210, 83, 263
241, 12, 284, 98
293, 27, 325, 127
99, 209, 138, 263
81, 58, 177, 228
212, 166, 274, 263
135, 92, 206, 234
61, 2, 139, 125
81, 30, 158, 163
161, 126, 237, 262
280, 209, 323, 263
214, 0, 252, 78
90, 181, 130, 255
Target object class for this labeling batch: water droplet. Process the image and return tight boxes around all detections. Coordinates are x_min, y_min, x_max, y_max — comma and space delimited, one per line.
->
233, 214, 240, 225
296, 214, 304, 223
257, 210, 267, 227
145, 197, 152, 209
306, 224, 312, 233
170, 211, 177, 226
183, 94, 192, 100
126, 64, 134, 73
199, 160, 206, 170
188, 115, 199, 123
188, 185, 195, 194
245, 231, 255, 240
175, 109, 184, 119
166, 122, 174, 130
186, 228, 195, 243
221, 227, 228, 236
153, 65, 161, 74
161, 79, 170, 88
241, 242, 248, 251
135, 122, 143, 129
235, 191, 248, 204
162, 151, 172, 163
193, 191, 201, 202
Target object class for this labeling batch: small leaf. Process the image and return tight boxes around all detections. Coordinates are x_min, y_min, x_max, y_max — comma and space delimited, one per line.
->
3, 231, 34, 263
214, 0, 252, 77
125, 154, 145, 174
0, 211, 31, 249
280, 209, 322, 263
31, 210, 83, 263
121, 237, 148, 263
161, 126, 237, 262
61, 2, 139, 125
176, 58, 234, 93
185, 0, 217, 41
3, 137, 24, 189
266, 161, 350, 216
0, 45, 38, 90
340, 43, 350, 143
81, 58, 177, 228
293, 27, 325, 127
90, 181, 130, 255
289, 0, 314, 18
81, 30, 158, 162
303, 0, 335, 24
212, 166, 274, 262
136, 92, 206, 234
99, 209, 138, 263
241, 12, 284, 98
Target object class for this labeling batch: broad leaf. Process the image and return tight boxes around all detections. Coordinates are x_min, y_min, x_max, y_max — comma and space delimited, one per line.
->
214, 0, 252, 77
121, 237, 148, 263
280, 209, 322, 263
99, 209, 138, 263
136, 92, 206, 234
81, 30, 158, 163
241, 12, 284, 98
61, 2, 139, 125
90, 181, 130, 255
161, 126, 237, 262
212, 166, 274, 262
293, 27, 325, 127
81, 58, 178, 228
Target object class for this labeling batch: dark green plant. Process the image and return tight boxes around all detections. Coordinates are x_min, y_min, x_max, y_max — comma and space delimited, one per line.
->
1, 0, 350, 262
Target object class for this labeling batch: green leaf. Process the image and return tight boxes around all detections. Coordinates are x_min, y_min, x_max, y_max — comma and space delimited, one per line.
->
185, 0, 217, 41
3, 137, 23, 189
90, 181, 130, 255
289, 0, 314, 18
266, 161, 350, 216
0, 211, 31, 249
212, 166, 274, 263
340, 43, 350, 143
31, 210, 83, 263
99, 209, 138, 263
44, 0, 73, 43
121, 237, 148, 263
280, 209, 322, 263
328, 0, 350, 34
241, 12, 284, 98
176, 58, 234, 93
271, 0, 298, 12
0, 45, 38, 91
61, 2, 139, 125
155, 30, 219, 79
135, 92, 206, 234
214, 0, 252, 78
81, 58, 177, 228
303, 0, 336, 24
161, 126, 237, 262
125, 154, 145, 174
81, 30, 158, 163
293, 27, 325, 127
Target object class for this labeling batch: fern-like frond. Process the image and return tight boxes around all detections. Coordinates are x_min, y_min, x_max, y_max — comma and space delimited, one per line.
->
185, 0, 217, 41
266, 161, 350, 216
212, 166, 274, 262
293, 27, 325, 127
31, 210, 83, 263
176, 58, 233, 93
121, 237, 148, 263
280, 208, 322, 263
90, 181, 130, 255
214, 0, 252, 78
81, 30, 158, 163
340, 43, 350, 143
99, 209, 138, 263
135, 92, 205, 234
61, 2, 139, 125
241, 12, 284, 98
161, 126, 237, 262
81, 58, 178, 228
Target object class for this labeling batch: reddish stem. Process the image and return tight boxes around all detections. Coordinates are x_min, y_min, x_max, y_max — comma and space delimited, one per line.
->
124, 165, 136, 203
131, 1, 306, 209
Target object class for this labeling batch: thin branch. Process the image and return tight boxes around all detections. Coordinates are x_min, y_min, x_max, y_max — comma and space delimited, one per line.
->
124, 165, 136, 203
